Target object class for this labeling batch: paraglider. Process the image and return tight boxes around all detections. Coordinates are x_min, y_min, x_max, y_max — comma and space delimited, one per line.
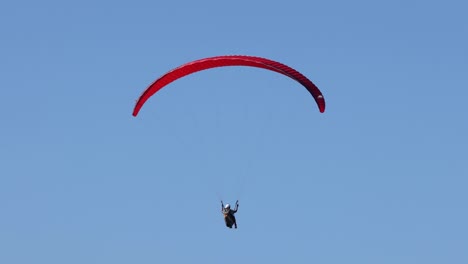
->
132, 55, 327, 229
132, 55, 326, 116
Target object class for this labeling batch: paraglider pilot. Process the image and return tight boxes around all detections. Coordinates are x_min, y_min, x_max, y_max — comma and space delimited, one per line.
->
221, 200, 239, 229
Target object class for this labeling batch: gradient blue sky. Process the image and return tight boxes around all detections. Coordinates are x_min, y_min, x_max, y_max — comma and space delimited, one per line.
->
1, 0, 467, 263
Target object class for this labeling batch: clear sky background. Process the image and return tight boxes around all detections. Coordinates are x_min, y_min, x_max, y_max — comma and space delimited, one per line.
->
1, 0, 467, 263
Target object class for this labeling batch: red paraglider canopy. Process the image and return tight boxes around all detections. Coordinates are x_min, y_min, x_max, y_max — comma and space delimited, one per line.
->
133, 55, 325, 116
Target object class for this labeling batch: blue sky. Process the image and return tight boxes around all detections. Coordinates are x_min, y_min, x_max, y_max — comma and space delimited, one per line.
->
1, 0, 467, 263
